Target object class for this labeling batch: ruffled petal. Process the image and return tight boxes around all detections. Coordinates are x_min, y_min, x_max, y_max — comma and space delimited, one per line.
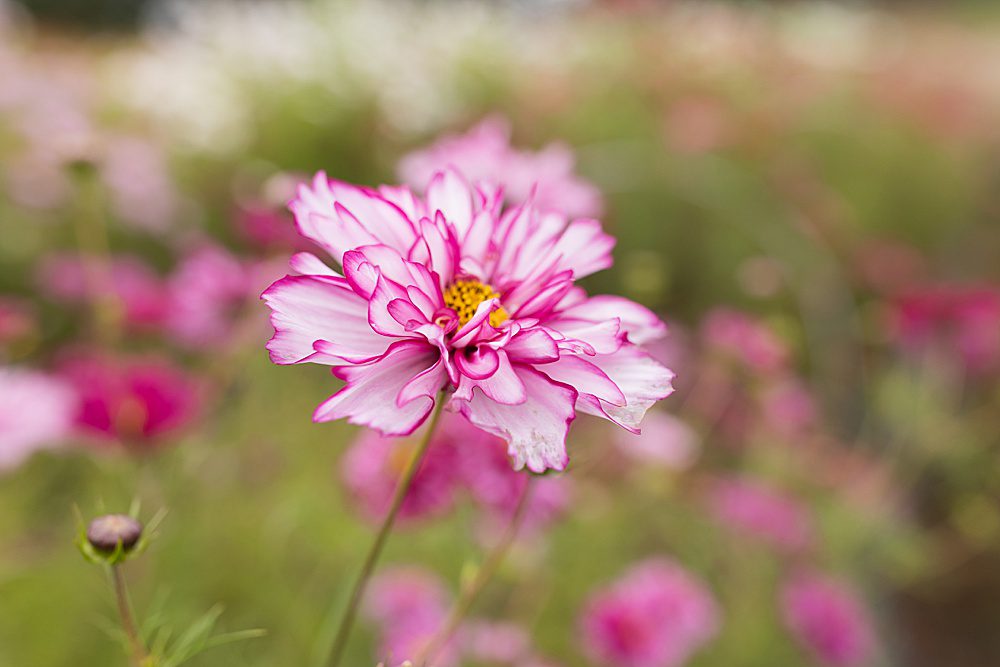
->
559, 295, 666, 344
262, 275, 388, 365
550, 218, 615, 279
583, 345, 675, 432
456, 366, 576, 472
454, 349, 526, 405
314, 341, 443, 435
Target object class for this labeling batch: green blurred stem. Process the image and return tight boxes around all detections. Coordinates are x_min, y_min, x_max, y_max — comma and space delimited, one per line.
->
415, 477, 535, 667
324, 394, 447, 667
71, 163, 123, 345
111, 564, 148, 667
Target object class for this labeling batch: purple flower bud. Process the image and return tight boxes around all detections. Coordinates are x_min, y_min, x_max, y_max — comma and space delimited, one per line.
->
86, 514, 143, 553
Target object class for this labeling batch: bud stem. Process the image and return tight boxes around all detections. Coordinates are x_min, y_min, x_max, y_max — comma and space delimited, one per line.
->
414, 477, 535, 667
323, 393, 447, 667
111, 564, 148, 667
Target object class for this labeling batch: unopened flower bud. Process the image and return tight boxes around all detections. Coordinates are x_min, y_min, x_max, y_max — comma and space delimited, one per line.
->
86, 514, 143, 553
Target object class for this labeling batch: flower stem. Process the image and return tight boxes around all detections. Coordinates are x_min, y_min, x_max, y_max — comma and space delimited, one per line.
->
324, 395, 447, 667
415, 477, 535, 667
110, 564, 148, 667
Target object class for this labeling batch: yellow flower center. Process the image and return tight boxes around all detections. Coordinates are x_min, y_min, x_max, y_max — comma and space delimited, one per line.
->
442, 279, 509, 328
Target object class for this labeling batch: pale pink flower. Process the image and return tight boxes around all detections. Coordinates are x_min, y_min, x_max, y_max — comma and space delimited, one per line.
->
760, 379, 817, 438
781, 571, 875, 667
613, 411, 699, 470
38, 253, 168, 331
887, 285, 1000, 375
101, 136, 178, 233
263, 168, 673, 472
580, 558, 719, 667
706, 476, 815, 554
460, 621, 533, 665
365, 567, 459, 667
702, 308, 788, 374
341, 425, 463, 523
0, 368, 78, 470
58, 353, 199, 447
399, 117, 603, 218
165, 243, 255, 347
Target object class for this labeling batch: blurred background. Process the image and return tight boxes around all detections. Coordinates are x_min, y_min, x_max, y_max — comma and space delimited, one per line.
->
1, 0, 1000, 666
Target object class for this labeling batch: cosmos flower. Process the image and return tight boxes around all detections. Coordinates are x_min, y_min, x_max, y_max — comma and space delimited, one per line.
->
341, 423, 463, 524
399, 117, 604, 218
262, 168, 673, 472
701, 308, 788, 375
365, 567, 460, 667
781, 571, 875, 667
580, 558, 719, 667
58, 353, 200, 448
612, 411, 699, 470
342, 412, 571, 531
887, 285, 1000, 376
706, 476, 815, 554
0, 368, 78, 471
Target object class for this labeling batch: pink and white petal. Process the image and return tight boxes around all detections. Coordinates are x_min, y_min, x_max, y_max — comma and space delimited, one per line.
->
398, 357, 449, 407
512, 273, 575, 320
454, 350, 526, 405
314, 341, 442, 435
289, 252, 341, 277
585, 345, 675, 431
504, 328, 560, 364
425, 168, 473, 237
368, 274, 420, 338
560, 295, 666, 344
551, 218, 615, 279
327, 180, 418, 252
378, 184, 427, 222
451, 298, 502, 348
545, 317, 624, 356
540, 355, 626, 407
262, 275, 387, 365
456, 367, 576, 473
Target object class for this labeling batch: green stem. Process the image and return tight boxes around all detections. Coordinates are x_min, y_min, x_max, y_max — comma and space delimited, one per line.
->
324, 396, 447, 667
414, 477, 535, 667
111, 564, 148, 667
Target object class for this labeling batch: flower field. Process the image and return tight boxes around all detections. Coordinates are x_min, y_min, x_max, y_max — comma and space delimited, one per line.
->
2, 2, 1000, 666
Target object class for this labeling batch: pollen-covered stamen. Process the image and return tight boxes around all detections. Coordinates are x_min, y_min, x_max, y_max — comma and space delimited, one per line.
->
442, 279, 509, 328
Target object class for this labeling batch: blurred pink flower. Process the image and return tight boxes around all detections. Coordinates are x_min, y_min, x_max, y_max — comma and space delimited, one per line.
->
263, 168, 672, 472
365, 567, 459, 667
38, 253, 168, 331
341, 425, 463, 524
101, 136, 178, 233
760, 379, 817, 438
0, 297, 36, 349
165, 243, 255, 347
702, 308, 788, 374
58, 353, 199, 447
399, 116, 603, 218
706, 476, 815, 554
580, 558, 719, 667
613, 411, 699, 470
460, 620, 533, 665
0, 368, 78, 470
781, 571, 875, 667
888, 285, 1000, 375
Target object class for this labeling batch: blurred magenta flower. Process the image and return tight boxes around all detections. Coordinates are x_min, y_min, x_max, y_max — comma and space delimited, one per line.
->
781, 571, 875, 667
887, 285, 1000, 375
38, 253, 168, 331
612, 411, 699, 470
399, 116, 603, 218
263, 168, 673, 471
580, 558, 719, 667
706, 476, 815, 554
165, 243, 256, 347
341, 424, 463, 524
365, 567, 459, 667
701, 308, 788, 374
58, 353, 199, 447
0, 368, 77, 470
